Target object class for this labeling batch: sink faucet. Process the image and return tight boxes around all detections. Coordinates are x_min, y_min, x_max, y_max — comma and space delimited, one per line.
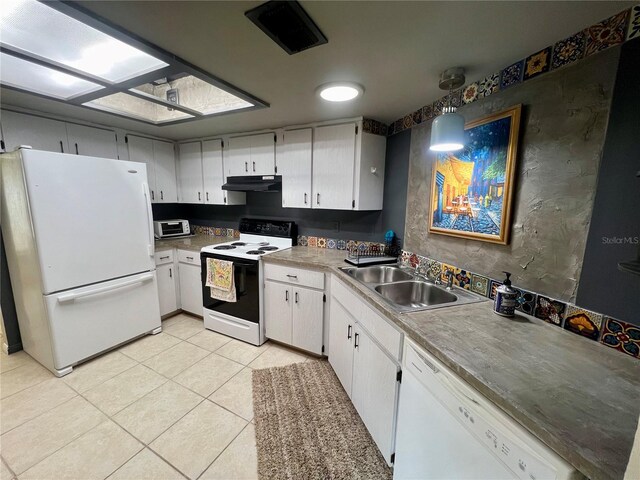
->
444, 269, 454, 290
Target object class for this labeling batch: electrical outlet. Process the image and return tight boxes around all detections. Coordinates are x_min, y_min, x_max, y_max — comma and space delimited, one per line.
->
166, 88, 179, 111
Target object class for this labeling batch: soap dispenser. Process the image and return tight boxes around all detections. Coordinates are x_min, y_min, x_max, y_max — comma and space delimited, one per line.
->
493, 272, 517, 317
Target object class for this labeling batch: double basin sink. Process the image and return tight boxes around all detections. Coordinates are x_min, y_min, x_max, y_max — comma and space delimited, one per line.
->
340, 265, 485, 313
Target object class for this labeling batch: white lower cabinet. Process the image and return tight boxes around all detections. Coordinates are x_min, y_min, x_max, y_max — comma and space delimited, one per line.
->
263, 264, 325, 355
156, 263, 178, 316
329, 276, 402, 465
177, 251, 203, 316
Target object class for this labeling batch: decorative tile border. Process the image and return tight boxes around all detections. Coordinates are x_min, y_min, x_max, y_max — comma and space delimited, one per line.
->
397, 249, 640, 361
387, 5, 637, 137
362, 118, 388, 136
192, 225, 239, 237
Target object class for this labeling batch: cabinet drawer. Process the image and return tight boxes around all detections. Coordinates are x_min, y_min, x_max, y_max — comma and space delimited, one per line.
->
264, 263, 324, 290
177, 249, 200, 266
154, 249, 174, 266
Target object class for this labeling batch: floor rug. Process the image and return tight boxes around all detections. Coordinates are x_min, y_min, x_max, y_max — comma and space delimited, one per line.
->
252, 359, 392, 480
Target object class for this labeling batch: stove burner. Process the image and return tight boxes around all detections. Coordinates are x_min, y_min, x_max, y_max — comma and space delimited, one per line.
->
258, 246, 278, 251
231, 242, 246, 246
246, 250, 266, 255
214, 245, 236, 250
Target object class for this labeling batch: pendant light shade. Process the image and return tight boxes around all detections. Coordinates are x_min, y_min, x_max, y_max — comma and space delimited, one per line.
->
430, 110, 465, 152
429, 67, 466, 152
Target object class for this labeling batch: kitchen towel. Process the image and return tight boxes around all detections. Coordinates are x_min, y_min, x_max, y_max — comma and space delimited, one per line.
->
206, 258, 236, 302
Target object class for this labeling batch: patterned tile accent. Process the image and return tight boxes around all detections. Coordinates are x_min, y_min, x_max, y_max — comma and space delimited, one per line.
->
432, 98, 445, 117
233, 230, 240, 239
427, 259, 442, 281
489, 280, 502, 300
402, 114, 415, 130
585, 10, 629, 56
478, 73, 500, 98
327, 239, 337, 249
412, 109, 422, 126
600, 317, 640, 358
534, 295, 566, 326
500, 60, 525, 89
307, 236, 317, 248
421, 104, 433, 122
524, 47, 551, 80
628, 4, 640, 40
317, 237, 327, 248
409, 253, 419, 269
462, 83, 479, 104
551, 32, 586, 70
514, 288, 536, 316
297, 236, 308, 247
470, 273, 490, 297
564, 306, 603, 341
362, 118, 388, 136
416, 255, 429, 277
226, 228, 235, 237
336, 239, 347, 250
400, 250, 411, 268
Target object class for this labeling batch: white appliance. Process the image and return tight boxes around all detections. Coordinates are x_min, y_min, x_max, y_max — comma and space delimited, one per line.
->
154, 219, 190, 238
394, 339, 582, 480
0, 147, 161, 377
201, 218, 296, 345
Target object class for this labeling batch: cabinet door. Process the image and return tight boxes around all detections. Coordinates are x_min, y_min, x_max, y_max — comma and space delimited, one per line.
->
179, 262, 203, 315
250, 133, 276, 175
1, 110, 69, 153
226, 135, 251, 177
157, 263, 178, 316
153, 140, 177, 203
177, 142, 204, 203
312, 123, 356, 210
292, 287, 323, 354
202, 139, 225, 205
127, 135, 157, 201
264, 281, 292, 344
66, 123, 118, 159
280, 128, 312, 208
351, 326, 399, 464
328, 298, 355, 396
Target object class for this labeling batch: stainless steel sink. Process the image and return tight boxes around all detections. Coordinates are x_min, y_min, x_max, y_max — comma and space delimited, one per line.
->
339, 265, 486, 313
342, 265, 414, 284
375, 281, 457, 308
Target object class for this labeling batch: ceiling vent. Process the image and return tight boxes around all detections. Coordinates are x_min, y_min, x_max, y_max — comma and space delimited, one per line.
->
245, 1, 328, 55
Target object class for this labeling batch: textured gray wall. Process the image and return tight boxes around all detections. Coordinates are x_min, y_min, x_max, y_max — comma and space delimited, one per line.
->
404, 47, 620, 302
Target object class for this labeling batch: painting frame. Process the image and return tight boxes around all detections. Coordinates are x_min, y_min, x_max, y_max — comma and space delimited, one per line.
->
428, 104, 522, 245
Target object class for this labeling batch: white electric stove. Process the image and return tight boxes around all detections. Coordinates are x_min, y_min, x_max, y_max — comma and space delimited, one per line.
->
200, 219, 297, 345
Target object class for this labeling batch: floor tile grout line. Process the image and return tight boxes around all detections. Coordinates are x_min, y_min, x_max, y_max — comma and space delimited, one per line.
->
63, 359, 141, 396
1, 455, 17, 480
194, 416, 251, 480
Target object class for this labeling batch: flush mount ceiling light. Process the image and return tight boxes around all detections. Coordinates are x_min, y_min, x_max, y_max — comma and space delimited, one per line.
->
430, 68, 466, 152
318, 82, 364, 102
0, 0, 268, 125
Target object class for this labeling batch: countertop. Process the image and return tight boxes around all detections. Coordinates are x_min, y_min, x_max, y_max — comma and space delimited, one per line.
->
263, 246, 640, 480
154, 234, 233, 253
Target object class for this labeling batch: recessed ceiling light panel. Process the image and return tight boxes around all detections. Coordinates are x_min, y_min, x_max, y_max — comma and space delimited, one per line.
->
0, 0, 168, 82
0, 52, 102, 100
317, 82, 364, 102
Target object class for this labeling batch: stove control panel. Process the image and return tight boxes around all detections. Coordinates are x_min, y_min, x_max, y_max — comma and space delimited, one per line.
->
239, 218, 297, 240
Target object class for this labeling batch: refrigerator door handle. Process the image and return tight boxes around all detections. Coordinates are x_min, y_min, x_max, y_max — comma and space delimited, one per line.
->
57, 273, 154, 303
142, 182, 155, 256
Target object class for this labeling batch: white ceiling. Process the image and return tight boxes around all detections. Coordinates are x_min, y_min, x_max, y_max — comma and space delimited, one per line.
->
1, 1, 633, 140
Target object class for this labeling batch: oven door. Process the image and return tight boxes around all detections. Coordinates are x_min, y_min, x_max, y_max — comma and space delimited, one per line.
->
201, 252, 260, 323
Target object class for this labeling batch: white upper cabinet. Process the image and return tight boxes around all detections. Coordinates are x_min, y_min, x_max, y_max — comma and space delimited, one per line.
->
280, 128, 312, 208
66, 123, 118, 159
312, 123, 357, 210
177, 141, 204, 204
127, 135, 156, 200
202, 139, 245, 206
153, 140, 178, 203
226, 133, 275, 177
1, 110, 69, 153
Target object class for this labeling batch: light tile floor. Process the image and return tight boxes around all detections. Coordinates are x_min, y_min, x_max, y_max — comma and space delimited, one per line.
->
0, 313, 315, 480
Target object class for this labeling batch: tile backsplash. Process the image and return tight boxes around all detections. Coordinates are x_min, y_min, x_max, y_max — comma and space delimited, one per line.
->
399, 249, 640, 361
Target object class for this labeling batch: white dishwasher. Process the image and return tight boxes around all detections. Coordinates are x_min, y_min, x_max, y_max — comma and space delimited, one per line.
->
394, 340, 582, 480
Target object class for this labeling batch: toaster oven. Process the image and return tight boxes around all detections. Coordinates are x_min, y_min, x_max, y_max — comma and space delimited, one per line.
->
153, 219, 190, 238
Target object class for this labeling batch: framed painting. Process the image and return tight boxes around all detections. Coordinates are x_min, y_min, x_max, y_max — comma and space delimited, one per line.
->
428, 104, 522, 245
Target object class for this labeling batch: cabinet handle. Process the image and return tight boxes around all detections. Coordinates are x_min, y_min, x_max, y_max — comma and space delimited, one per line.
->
245, 161, 248, 172
198, 192, 201, 201
160, 190, 164, 200
295, 292, 299, 304
252, 161, 256, 172
169, 267, 172, 278
285, 290, 289, 302
151, 190, 155, 201
160, 255, 170, 260
186, 256, 194, 260
354, 332, 359, 349
286, 274, 298, 279
224, 196, 227, 204
316, 193, 320, 205
304, 193, 307, 204
206, 192, 209, 201
59, 141, 64, 153
347, 325, 352, 340
74, 143, 79, 155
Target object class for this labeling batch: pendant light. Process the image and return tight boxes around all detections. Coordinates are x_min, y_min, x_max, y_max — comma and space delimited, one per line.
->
430, 67, 466, 152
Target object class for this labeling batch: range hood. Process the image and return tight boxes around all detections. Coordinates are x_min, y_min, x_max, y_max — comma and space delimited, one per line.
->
222, 175, 282, 192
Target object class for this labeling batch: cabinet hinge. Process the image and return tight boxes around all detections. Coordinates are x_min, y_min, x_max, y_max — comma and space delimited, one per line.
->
321, 345, 325, 353
352, 200, 355, 208
323, 294, 326, 302
115, 134, 118, 142
221, 140, 224, 149
0, 140, 5, 151
275, 165, 278, 174
125, 135, 128, 143
396, 370, 402, 383
355, 125, 358, 135
274, 134, 277, 143
390, 453, 395, 464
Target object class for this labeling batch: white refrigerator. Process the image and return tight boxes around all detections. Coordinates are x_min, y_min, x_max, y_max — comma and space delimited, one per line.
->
1, 147, 161, 376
